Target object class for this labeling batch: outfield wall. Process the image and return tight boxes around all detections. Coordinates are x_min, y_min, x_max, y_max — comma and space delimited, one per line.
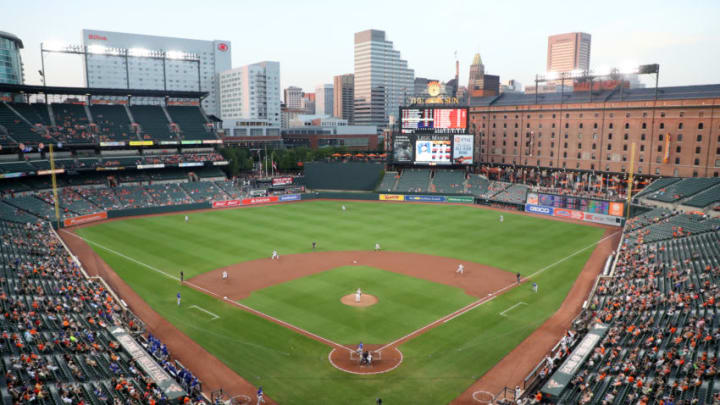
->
304, 162, 384, 191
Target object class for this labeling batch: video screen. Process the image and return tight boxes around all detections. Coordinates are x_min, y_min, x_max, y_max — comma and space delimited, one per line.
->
393, 135, 413, 162
452, 134, 473, 165
533, 193, 620, 216
401, 107, 468, 134
391, 133, 474, 166
415, 135, 452, 165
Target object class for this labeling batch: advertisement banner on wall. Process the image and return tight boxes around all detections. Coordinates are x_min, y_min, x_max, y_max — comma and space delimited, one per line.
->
63, 212, 108, 227
405, 195, 448, 202
212, 199, 243, 208
272, 177, 293, 186
608, 202, 625, 217
447, 196, 475, 203
526, 192, 539, 206
379, 194, 405, 201
583, 212, 623, 226
553, 208, 585, 220
525, 204, 554, 216
279, 194, 301, 202
241, 196, 279, 205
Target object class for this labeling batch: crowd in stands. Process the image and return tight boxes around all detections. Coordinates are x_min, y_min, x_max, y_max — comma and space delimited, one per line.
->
0, 221, 206, 403
527, 209, 720, 404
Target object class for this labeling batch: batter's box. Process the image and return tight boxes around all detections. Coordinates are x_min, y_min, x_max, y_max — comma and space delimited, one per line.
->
350, 349, 382, 363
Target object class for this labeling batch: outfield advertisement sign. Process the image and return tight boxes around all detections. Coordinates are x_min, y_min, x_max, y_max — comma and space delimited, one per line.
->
405, 195, 447, 202
213, 195, 306, 208
447, 196, 474, 203
542, 324, 608, 397
583, 212, 623, 226
109, 326, 186, 400
525, 204, 554, 216
272, 177, 293, 186
553, 208, 585, 221
379, 194, 473, 203
279, 194, 301, 202
63, 212, 108, 227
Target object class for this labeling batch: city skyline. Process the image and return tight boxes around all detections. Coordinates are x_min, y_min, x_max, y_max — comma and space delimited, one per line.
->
4, 0, 719, 93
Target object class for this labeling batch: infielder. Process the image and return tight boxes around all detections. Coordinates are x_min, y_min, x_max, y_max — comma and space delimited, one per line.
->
180, 271, 184, 283
222, 271, 228, 280
355, 288, 362, 303
516, 272, 522, 284
271, 250, 279, 260
532, 282, 538, 293
456, 264, 464, 275
256, 386, 265, 404
375, 243, 381, 251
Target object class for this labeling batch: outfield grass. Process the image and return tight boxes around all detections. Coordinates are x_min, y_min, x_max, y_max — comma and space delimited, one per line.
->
76, 200, 607, 404
240, 265, 476, 343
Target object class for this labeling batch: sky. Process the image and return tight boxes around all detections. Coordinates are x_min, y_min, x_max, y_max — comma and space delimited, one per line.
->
5, 0, 719, 92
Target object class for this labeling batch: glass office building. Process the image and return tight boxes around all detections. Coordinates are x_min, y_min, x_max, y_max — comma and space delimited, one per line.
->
0, 31, 24, 85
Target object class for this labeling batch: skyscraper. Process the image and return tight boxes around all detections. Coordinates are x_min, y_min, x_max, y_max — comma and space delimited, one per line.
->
0, 31, 23, 85
82, 29, 231, 116
333, 74, 354, 123
467, 53, 499, 98
546, 32, 591, 73
219, 61, 281, 126
284, 86, 303, 109
353, 29, 414, 128
315, 83, 334, 116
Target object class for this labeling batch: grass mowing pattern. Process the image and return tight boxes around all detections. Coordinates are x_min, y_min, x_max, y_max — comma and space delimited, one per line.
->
76, 200, 606, 404
240, 266, 476, 343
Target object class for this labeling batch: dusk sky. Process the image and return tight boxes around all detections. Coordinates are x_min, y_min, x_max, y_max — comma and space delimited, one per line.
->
5, 0, 719, 91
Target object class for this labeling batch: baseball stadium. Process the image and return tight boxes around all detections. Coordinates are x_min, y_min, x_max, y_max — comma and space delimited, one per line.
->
1, 80, 720, 405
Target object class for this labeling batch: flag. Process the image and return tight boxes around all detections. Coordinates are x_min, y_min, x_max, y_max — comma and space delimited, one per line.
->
272, 161, 277, 171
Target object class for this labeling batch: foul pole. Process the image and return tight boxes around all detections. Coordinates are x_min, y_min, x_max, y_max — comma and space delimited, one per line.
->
625, 142, 636, 220
49, 144, 61, 229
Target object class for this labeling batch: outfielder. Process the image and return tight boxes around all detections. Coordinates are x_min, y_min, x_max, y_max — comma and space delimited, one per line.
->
222, 271, 228, 280
176, 292, 181, 306
355, 288, 362, 303
185, 215, 189, 223
456, 264, 464, 275
342, 205, 347, 212
532, 282, 538, 293
271, 250, 279, 260
499, 215, 504, 223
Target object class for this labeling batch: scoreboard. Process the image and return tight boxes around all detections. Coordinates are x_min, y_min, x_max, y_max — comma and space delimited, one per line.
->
401, 107, 468, 134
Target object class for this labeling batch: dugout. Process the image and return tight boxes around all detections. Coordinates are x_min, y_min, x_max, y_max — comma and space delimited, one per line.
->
304, 161, 384, 191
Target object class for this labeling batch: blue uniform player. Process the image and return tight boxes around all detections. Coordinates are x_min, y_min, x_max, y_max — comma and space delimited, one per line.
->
177, 292, 181, 306
256, 386, 265, 404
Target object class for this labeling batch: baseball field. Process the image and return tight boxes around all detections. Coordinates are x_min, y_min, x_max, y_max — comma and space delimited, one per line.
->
67, 200, 609, 404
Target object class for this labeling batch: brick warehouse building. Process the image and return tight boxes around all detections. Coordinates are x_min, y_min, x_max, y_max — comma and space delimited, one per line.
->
468, 84, 720, 177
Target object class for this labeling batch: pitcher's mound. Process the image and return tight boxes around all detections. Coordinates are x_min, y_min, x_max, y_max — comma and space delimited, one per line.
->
341, 294, 378, 307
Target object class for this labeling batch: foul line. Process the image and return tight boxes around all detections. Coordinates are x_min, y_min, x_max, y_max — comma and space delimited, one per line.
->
189, 305, 220, 320
377, 230, 619, 352
499, 302, 527, 317
63, 230, 351, 353
61, 230, 180, 282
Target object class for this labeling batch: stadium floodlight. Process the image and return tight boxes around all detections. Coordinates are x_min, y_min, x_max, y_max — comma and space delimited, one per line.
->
620, 62, 638, 75
128, 48, 152, 57
594, 66, 611, 76
42, 41, 66, 52
166, 50, 185, 60
87, 45, 107, 54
